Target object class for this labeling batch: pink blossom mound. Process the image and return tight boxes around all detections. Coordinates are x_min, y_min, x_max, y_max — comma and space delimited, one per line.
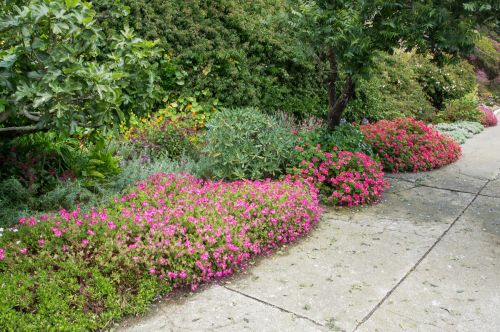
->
292, 147, 388, 207
479, 105, 498, 127
361, 118, 462, 172
0, 174, 321, 291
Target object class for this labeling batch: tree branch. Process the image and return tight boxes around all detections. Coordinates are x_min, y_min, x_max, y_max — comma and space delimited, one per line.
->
0, 125, 43, 138
21, 109, 41, 121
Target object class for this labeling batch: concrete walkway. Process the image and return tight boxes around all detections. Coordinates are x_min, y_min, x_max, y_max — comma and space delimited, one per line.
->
118, 124, 500, 332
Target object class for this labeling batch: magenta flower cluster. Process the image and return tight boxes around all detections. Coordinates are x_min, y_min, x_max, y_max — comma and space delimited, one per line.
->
479, 105, 498, 127
291, 146, 388, 206
0, 174, 321, 292
361, 118, 462, 172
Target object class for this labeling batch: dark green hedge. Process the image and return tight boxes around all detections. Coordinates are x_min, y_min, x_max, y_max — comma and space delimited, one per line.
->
94, 0, 327, 116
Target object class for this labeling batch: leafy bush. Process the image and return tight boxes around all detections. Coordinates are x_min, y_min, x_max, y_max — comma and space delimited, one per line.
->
0, 133, 81, 190
290, 147, 387, 206
472, 36, 500, 79
0, 174, 321, 330
0, 178, 97, 227
201, 108, 298, 180
434, 121, 484, 144
298, 123, 373, 156
345, 52, 436, 122
125, 118, 197, 161
361, 118, 462, 172
412, 55, 477, 110
93, 0, 326, 117
479, 105, 498, 127
108, 155, 201, 193
434, 90, 482, 123
0, 0, 163, 137
0, 132, 122, 193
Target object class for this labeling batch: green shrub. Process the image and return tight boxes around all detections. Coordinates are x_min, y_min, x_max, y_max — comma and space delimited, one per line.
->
474, 36, 500, 79
0, 178, 98, 227
412, 55, 477, 110
128, 122, 197, 161
298, 124, 373, 156
345, 52, 436, 122
0, 1, 164, 136
108, 155, 200, 193
201, 108, 298, 180
434, 90, 482, 123
92, 0, 326, 117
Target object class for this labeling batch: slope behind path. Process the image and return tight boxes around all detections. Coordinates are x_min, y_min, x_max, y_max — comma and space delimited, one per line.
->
119, 122, 500, 332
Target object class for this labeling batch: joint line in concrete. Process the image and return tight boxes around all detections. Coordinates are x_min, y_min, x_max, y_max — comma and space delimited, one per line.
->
222, 285, 326, 328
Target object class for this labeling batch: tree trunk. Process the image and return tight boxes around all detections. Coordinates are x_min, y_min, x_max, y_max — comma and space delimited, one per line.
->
325, 47, 355, 129
327, 47, 338, 120
327, 77, 355, 130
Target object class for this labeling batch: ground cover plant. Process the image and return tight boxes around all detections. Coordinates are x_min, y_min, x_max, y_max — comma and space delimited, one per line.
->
361, 118, 462, 172
434, 121, 484, 144
0, 173, 321, 330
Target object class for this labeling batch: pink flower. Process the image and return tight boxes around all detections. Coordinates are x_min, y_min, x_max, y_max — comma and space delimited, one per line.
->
52, 227, 63, 237
81, 239, 90, 247
38, 239, 45, 246
0, 248, 5, 260
19, 248, 28, 255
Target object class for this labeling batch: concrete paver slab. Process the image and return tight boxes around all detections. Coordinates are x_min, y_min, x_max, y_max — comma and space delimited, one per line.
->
357, 196, 500, 332
481, 178, 500, 198
120, 285, 326, 332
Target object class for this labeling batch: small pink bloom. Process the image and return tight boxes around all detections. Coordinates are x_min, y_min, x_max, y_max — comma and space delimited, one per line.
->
52, 227, 63, 237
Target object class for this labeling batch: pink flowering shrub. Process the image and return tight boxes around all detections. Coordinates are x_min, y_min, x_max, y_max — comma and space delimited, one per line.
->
479, 105, 498, 127
361, 118, 462, 172
0, 174, 321, 330
290, 145, 388, 206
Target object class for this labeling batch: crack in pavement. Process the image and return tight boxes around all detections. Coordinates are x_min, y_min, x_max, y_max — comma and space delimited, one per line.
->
388, 176, 499, 198
222, 285, 327, 329
352, 177, 493, 332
